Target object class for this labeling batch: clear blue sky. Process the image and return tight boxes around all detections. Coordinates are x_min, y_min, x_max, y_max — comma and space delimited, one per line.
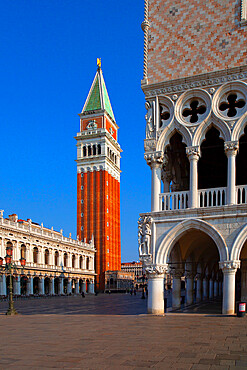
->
0, 0, 150, 262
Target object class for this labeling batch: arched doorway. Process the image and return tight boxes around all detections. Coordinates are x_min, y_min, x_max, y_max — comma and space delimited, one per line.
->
54, 277, 59, 294
20, 244, 26, 259
44, 277, 50, 295
64, 253, 68, 268
44, 249, 49, 265
86, 279, 89, 293
151, 219, 227, 314
20, 276, 27, 295
54, 251, 59, 266
79, 279, 83, 293
33, 277, 39, 294
72, 278, 76, 294
167, 229, 221, 312
33, 247, 39, 263
63, 278, 68, 294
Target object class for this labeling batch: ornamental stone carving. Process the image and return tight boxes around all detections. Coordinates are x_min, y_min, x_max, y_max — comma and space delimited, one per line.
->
138, 216, 152, 258
212, 81, 247, 121
145, 101, 155, 139
144, 151, 164, 167
186, 146, 201, 160
145, 264, 168, 276
224, 141, 239, 156
144, 138, 157, 152
219, 260, 241, 272
171, 269, 184, 278
175, 89, 211, 127
185, 271, 195, 279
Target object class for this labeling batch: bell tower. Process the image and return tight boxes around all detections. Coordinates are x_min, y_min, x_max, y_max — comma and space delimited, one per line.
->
76, 60, 122, 291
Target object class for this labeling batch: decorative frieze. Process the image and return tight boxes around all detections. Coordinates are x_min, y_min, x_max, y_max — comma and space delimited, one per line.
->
143, 68, 247, 98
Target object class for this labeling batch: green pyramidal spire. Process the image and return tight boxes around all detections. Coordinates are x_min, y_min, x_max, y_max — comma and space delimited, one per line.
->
82, 62, 115, 122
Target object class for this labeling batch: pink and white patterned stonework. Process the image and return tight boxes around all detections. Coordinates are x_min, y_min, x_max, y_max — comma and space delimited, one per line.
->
147, 0, 247, 84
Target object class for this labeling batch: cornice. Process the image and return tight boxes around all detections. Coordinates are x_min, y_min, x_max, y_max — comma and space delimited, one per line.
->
142, 65, 247, 98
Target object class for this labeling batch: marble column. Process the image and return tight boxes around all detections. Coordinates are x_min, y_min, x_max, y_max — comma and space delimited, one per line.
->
67, 279, 72, 294
82, 280, 86, 293
186, 146, 200, 208
147, 265, 167, 315
203, 276, 209, 300
196, 273, 202, 302
172, 269, 183, 310
88, 280, 94, 294
209, 278, 214, 299
58, 278, 63, 294
38, 277, 44, 295
145, 152, 163, 212
185, 272, 194, 306
75, 279, 79, 294
220, 261, 240, 315
49, 278, 54, 295
0, 274, 6, 296
151, 162, 162, 211
224, 141, 238, 205
214, 280, 218, 297
26, 277, 33, 296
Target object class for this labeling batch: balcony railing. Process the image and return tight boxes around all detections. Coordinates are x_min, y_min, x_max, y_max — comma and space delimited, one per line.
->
236, 185, 247, 204
159, 185, 247, 211
198, 187, 226, 208
160, 191, 189, 211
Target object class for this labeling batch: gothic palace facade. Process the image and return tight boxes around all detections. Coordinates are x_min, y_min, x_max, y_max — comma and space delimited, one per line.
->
139, 0, 247, 314
0, 212, 96, 296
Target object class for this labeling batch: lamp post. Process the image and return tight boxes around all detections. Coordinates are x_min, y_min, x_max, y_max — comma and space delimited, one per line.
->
0, 245, 26, 315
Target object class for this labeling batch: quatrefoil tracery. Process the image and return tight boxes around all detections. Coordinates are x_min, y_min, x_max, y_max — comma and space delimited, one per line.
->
182, 100, 206, 123
219, 93, 246, 118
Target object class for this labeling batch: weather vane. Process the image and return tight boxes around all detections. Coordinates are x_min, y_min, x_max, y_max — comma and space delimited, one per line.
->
97, 58, 101, 68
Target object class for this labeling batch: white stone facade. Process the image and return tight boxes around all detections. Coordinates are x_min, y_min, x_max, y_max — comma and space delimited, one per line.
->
0, 212, 96, 296
139, 66, 247, 315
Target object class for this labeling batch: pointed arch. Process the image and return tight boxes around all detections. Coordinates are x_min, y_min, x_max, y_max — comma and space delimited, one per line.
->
157, 123, 192, 152
193, 116, 231, 147
155, 218, 228, 265
232, 111, 247, 141
230, 223, 247, 261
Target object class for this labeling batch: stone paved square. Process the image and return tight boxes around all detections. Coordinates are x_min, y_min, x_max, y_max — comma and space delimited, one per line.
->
0, 294, 247, 369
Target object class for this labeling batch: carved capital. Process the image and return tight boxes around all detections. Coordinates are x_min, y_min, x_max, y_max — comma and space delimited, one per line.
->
224, 141, 239, 156
185, 271, 195, 279
145, 264, 168, 277
144, 151, 164, 167
171, 269, 184, 278
219, 260, 241, 273
186, 146, 200, 160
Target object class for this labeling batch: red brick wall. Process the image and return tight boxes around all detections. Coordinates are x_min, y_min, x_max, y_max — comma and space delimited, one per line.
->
78, 169, 121, 291
148, 0, 247, 84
